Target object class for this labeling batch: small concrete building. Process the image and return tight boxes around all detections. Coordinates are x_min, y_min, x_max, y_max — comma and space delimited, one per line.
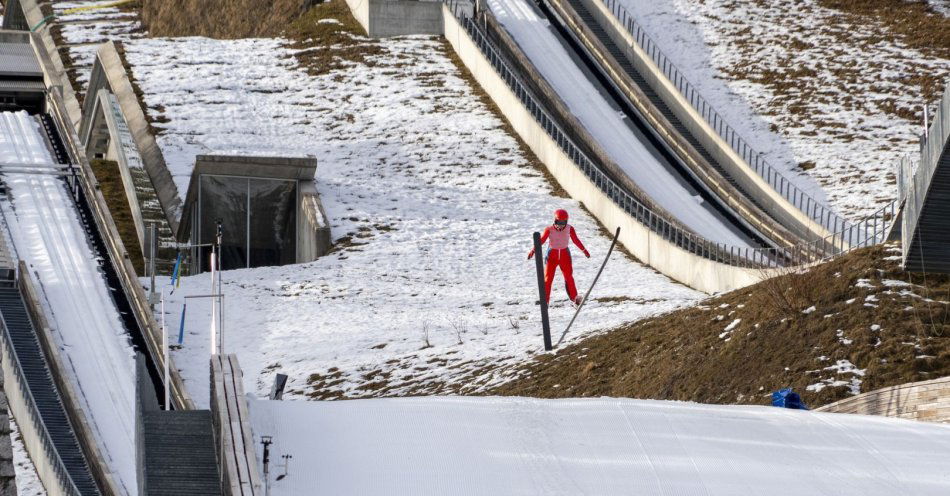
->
178, 155, 331, 273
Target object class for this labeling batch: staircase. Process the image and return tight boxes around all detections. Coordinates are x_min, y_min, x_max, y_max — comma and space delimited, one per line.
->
135, 355, 220, 495
140, 410, 220, 495
0, 286, 100, 495
902, 85, 950, 272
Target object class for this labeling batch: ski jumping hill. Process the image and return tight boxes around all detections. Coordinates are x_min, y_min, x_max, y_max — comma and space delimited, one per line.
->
248, 395, 950, 495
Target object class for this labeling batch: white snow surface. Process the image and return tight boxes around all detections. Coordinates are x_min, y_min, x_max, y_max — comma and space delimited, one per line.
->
619, 0, 950, 220
489, 0, 751, 247
924, 0, 950, 16
249, 395, 950, 495
10, 417, 46, 496
47, 1, 701, 405
0, 112, 136, 495
120, 35, 703, 405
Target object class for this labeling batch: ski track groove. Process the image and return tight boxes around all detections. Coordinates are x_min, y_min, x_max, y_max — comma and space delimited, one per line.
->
0, 111, 135, 495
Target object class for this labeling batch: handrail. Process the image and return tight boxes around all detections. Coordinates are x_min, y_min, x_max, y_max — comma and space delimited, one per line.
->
444, 1, 895, 268
0, 274, 86, 495
901, 84, 950, 260
597, 0, 863, 238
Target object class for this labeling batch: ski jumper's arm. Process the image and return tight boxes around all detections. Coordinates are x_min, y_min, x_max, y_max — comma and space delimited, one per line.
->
527, 227, 550, 259
570, 226, 590, 257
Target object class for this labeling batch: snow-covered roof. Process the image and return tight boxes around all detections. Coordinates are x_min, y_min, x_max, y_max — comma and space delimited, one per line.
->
248, 396, 950, 495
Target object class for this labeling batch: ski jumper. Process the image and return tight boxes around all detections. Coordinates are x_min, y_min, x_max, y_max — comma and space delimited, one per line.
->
529, 224, 588, 303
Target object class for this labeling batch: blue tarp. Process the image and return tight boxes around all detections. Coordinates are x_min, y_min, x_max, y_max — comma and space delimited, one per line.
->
772, 388, 808, 410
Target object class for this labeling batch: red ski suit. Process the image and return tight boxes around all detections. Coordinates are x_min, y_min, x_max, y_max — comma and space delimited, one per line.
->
528, 224, 588, 303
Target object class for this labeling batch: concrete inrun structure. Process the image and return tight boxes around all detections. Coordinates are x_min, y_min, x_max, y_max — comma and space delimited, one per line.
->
178, 155, 331, 273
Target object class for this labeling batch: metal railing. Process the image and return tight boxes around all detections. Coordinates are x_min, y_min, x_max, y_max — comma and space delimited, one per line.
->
596, 0, 881, 239
444, 1, 894, 268
901, 84, 950, 260
0, 275, 86, 495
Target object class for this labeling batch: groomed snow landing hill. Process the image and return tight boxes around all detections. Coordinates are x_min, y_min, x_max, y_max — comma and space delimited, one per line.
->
248, 396, 950, 495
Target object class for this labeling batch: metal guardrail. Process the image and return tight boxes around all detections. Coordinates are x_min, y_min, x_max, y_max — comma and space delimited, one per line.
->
901, 84, 950, 262
445, 1, 894, 268
595, 0, 897, 241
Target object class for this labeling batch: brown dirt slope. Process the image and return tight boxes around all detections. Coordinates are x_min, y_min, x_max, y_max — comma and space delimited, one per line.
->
140, 0, 307, 38
492, 244, 950, 408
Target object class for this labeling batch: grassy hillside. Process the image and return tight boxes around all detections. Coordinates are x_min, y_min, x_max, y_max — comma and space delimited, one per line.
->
492, 244, 950, 408
140, 0, 307, 38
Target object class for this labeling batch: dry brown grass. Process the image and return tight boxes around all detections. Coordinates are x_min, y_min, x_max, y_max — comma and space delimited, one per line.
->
139, 0, 306, 38
820, 0, 950, 59
491, 245, 950, 408
285, 0, 382, 76
818, 0, 950, 115
90, 159, 145, 275
112, 41, 168, 136
720, 0, 948, 127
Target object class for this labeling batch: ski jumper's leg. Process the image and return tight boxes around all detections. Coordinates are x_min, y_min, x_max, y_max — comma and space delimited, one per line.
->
544, 249, 559, 303
560, 249, 578, 300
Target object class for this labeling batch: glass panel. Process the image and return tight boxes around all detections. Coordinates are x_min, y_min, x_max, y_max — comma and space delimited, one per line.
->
199, 175, 248, 271
248, 179, 296, 268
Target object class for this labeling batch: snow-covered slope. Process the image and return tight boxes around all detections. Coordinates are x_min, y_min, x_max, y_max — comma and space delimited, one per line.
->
124, 34, 702, 403
249, 395, 950, 495
619, 0, 950, 220
488, 0, 753, 247
10, 418, 46, 496
0, 112, 136, 495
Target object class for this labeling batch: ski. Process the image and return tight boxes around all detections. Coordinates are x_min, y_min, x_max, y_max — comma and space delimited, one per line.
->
533, 231, 553, 351
556, 226, 620, 347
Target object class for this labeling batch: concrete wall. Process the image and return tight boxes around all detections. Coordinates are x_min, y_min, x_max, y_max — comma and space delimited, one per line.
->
297, 182, 332, 263
576, 0, 833, 244
345, 0, 444, 37
0, 340, 65, 496
85, 89, 149, 254
443, 6, 762, 294
817, 376, 950, 423
80, 41, 182, 233
0, 374, 14, 496
17, 0, 83, 128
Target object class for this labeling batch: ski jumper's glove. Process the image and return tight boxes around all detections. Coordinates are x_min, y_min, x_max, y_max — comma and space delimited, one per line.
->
528, 227, 552, 260
569, 226, 590, 258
